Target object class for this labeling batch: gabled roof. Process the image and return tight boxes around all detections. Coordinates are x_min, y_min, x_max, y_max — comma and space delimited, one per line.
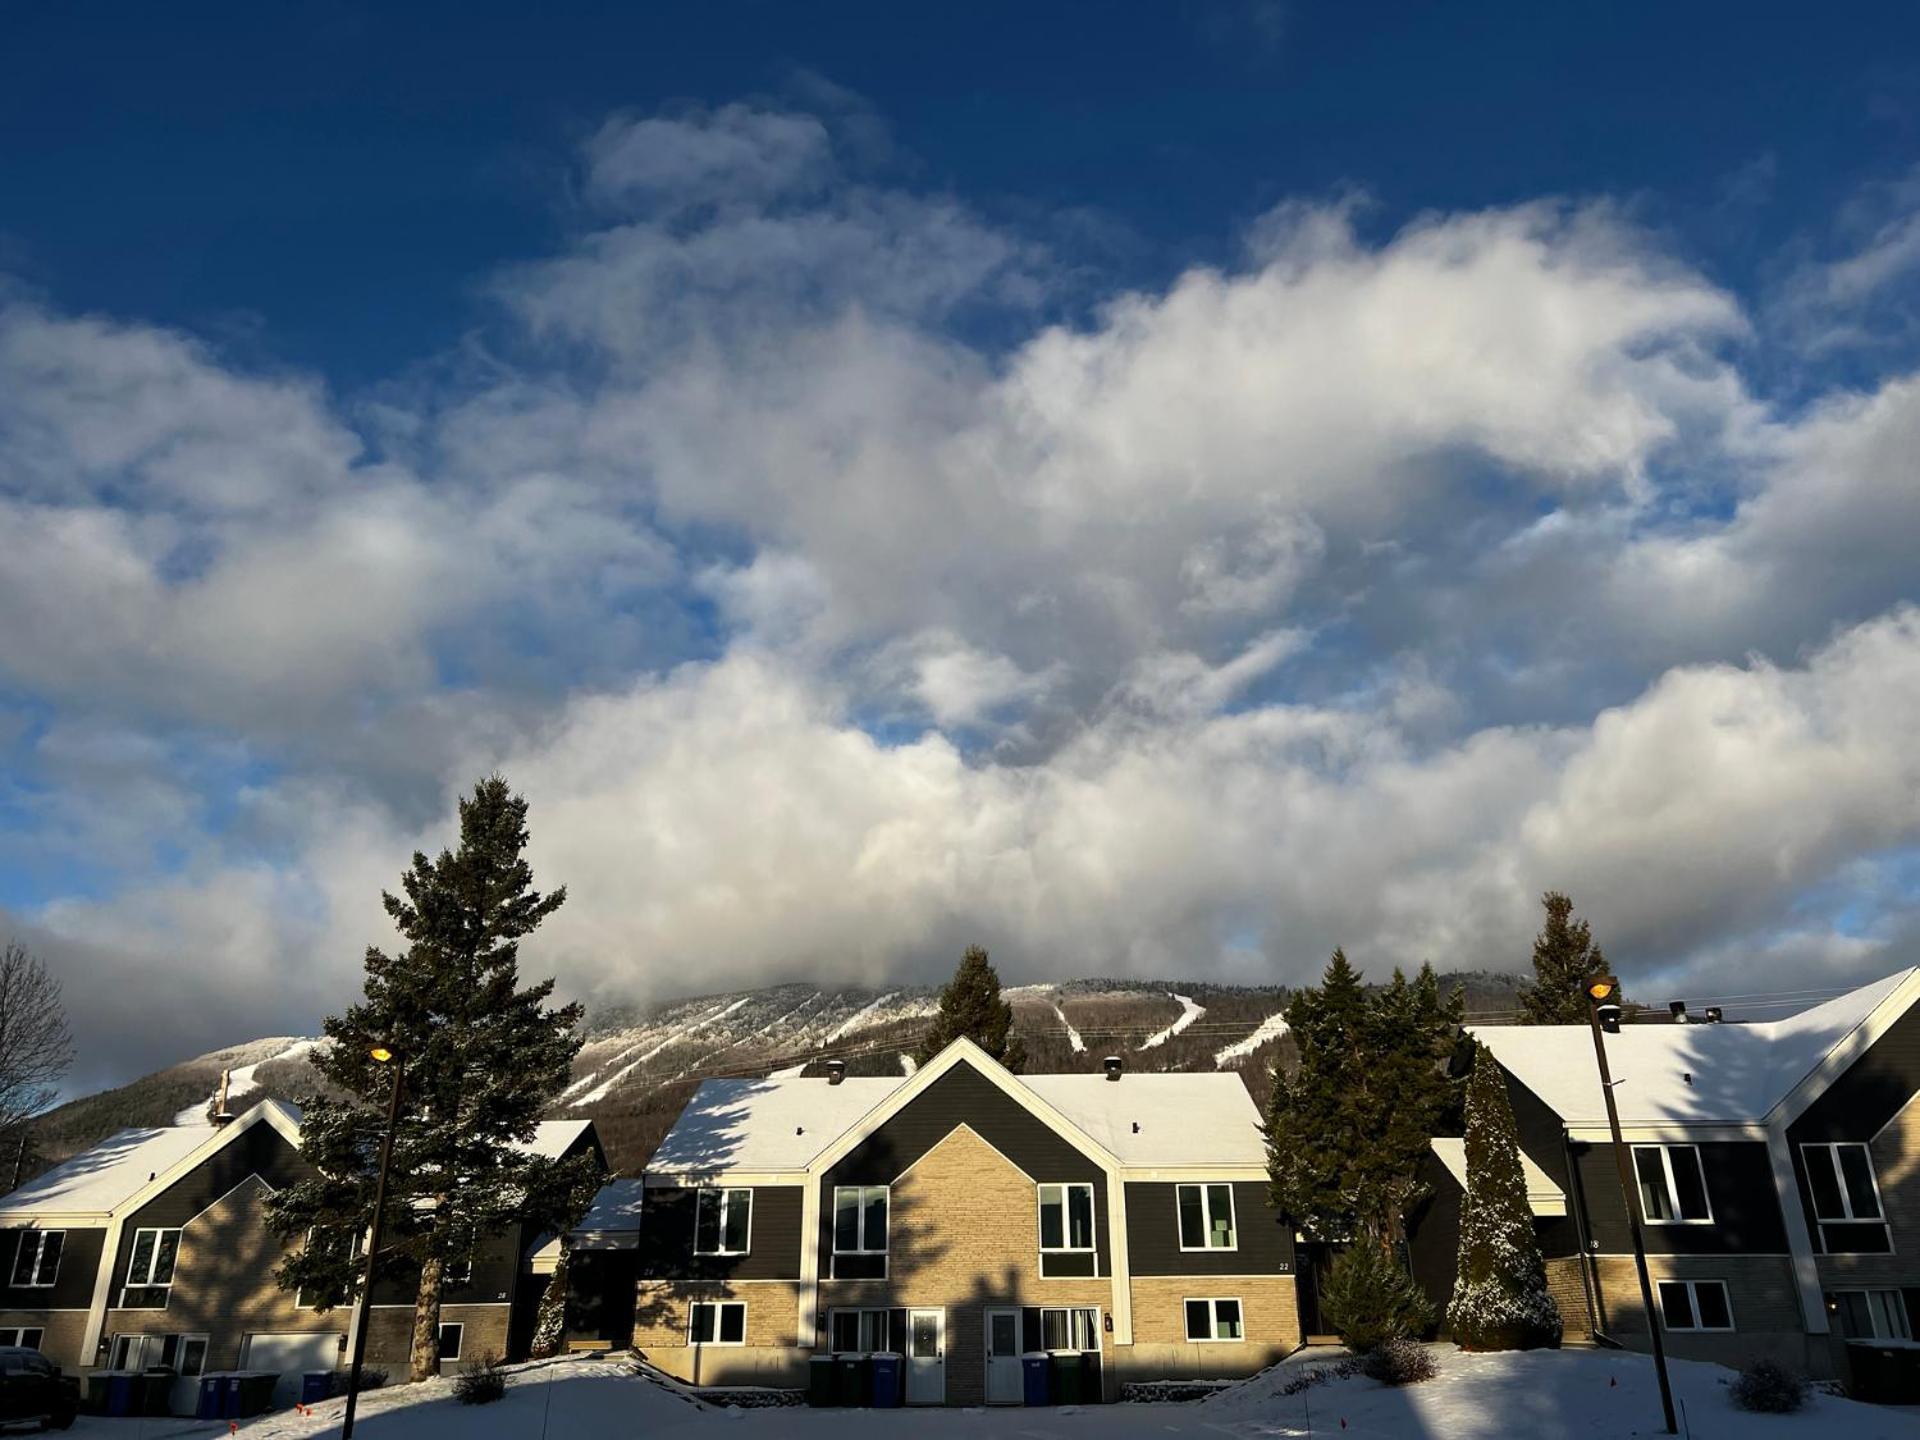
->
646, 1076, 906, 1176
519, 1118, 594, 1160
1429, 1137, 1566, 1217
1024, 1072, 1265, 1167
1470, 968, 1917, 1129
0, 1127, 213, 1221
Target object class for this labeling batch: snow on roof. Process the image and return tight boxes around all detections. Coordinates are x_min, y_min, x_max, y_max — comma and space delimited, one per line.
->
1470, 968, 1915, 1128
0, 1126, 213, 1219
519, 1119, 593, 1160
575, 1177, 645, 1234
647, 1076, 906, 1174
1023, 1071, 1266, 1167
1429, 1137, 1566, 1215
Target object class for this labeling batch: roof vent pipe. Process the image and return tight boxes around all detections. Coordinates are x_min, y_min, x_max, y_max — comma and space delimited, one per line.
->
825, 1059, 847, 1086
1703, 1007, 1724, 1024
1668, 1000, 1688, 1022
212, 1068, 235, 1127
1103, 1056, 1123, 1082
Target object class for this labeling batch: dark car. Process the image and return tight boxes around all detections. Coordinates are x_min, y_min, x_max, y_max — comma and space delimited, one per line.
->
0, 1348, 76, 1431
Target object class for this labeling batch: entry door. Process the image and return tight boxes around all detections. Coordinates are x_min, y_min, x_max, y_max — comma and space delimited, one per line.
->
983, 1307, 1022, 1404
906, 1309, 945, 1404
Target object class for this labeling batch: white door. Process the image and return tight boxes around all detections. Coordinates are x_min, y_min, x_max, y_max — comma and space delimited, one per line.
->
983, 1307, 1022, 1405
242, 1332, 342, 1409
905, 1309, 945, 1405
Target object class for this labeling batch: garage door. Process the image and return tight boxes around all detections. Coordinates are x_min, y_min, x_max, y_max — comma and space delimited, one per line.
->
242, 1331, 343, 1409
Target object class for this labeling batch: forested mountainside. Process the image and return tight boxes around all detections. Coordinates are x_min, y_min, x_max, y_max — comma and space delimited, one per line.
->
30, 971, 1529, 1181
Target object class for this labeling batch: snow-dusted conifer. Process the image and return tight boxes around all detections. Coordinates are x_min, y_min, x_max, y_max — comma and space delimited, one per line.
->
1447, 1041, 1561, 1349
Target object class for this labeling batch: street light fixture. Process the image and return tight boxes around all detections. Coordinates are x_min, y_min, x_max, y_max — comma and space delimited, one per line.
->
1584, 977, 1677, 1435
342, 1045, 405, 1440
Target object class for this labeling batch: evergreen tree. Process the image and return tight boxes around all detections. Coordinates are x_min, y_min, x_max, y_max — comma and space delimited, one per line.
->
1517, 891, 1617, 1024
1447, 1042, 1561, 1350
1320, 1242, 1435, 1353
914, 946, 1026, 1071
267, 777, 593, 1382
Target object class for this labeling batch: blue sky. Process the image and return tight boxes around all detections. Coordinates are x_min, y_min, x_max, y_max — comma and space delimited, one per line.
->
5, 2, 1920, 1086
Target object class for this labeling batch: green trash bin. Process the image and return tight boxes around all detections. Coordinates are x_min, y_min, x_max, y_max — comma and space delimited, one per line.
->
1081, 1350, 1103, 1403
807, 1355, 836, 1407
1049, 1353, 1084, 1405
240, 1371, 278, 1416
834, 1353, 871, 1406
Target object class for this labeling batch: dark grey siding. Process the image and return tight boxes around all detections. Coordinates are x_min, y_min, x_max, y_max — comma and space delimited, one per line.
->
1124, 1181, 1294, 1277
1503, 1071, 1573, 1190
819, 1061, 1112, 1277
1570, 1140, 1788, 1254
1, 1226, 106, 1309
636, 1185, 804, 1281
1405, 1153, 1461, 1316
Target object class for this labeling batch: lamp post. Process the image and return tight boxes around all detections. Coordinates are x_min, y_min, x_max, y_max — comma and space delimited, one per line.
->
342, 1046, 404, 1440
1585, 978, 1677, 1435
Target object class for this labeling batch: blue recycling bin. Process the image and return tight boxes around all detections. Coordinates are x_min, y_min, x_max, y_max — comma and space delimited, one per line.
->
869, 1353, 903, 1408
197, 1374, 227, 1419
223, 1374, 246, 1418
301, 1371, 335, 1404
1022, 1353, 1050, 1406
105, 1373, 137, 1418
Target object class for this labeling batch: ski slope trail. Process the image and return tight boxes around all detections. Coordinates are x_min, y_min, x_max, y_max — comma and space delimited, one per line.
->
1215, 1010, 1289, 1064
1138, 992, 1206, 1049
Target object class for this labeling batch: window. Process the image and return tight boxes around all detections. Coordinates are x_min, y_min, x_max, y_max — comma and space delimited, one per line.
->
9, 1231, 62, 1288
443, 1226, 476, 1286
127, 1228, 182, 1287
828, 1308, 890, 1353
108, 1335, 136, 1371
1038, 1183, 1095, 1252
0, 1329, 42, 1351
1026, 1306, 1100, 1352
832, 1186, 889, 1254
1183, 1298, 1245, 1342
694, 1188, 752, 1255
436, 1323, 464, 1362
1804, 1143, 1884, 1223
689, 1301, 746, 1346
175, 1335, 209, 1378
1631, 1146, 1712, 1224
1177, 1184, 1237, 1250
1831, 1289, 1911, 1341
1656, 1280, 1733, 1332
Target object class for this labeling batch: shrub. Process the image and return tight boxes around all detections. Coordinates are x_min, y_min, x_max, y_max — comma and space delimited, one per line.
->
1321, 1244, 1435, 1353
355, 1368, 388, 1391
1360, 1337, 1438, 1387
1277, 1358, 1361, 1396
453, 1355, 506, 1405
1729, 1359, 1807, 1414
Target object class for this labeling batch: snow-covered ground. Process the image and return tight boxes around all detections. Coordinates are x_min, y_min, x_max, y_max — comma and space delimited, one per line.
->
71, 1344, 1913, 1440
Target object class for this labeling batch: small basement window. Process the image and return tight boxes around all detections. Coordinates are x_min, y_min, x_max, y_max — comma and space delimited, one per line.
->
1656, 1280, 1733, 1332
437, 1323, 464, 1362
1184, 1298, 1245, 1342
689, 1301, 746, 1346
1177, 1184, 1237, 1250
1038, 1183, 1095, 1252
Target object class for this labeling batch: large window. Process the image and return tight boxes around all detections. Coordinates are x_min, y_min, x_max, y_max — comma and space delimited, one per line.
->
107, 1334, 207, 1373
1631, 1146, 1712, 1224
693, 1188, 752, 1256
1656, 1280, 1733, 1332
1804, 1143, 1884, 1223
9, 1231, 62, 1288
833, 1187, 889, 1254
127, 1228, 182, 1287
1177, 1184, 1237, 1251
1038, 1183, 1095, 1252
828, 1308, 890, 1354
1831, 1289, 1911, 1341
1183, 1298, 1245, 1342
689, 1301, 746, 1346
1027, 1306, 1100, 1352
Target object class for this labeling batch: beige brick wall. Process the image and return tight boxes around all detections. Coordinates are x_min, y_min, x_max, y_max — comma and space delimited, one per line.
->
363, 1302, 511, 1375
1545, 1256, 1592, 1336
1118, 1276, 1297, 1383
0, 1309, 90, 1373
1585, 1254, 1829, 1375
632, 1281, 806, 1388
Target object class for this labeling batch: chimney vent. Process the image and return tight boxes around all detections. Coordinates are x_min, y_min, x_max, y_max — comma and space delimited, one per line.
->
825, 1060, 847, 1086
212, 1068, 235, 1127
1703, 1006, 1724, 1024
1103, 1056, 1123, 1082
1668, 1000, 1688, 1022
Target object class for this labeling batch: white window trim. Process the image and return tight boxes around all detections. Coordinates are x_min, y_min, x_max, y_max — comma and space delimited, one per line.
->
1037, 1182, 1097, 1254
436, 1321, 464, 1362
126, 1227, 182, 1288
831, 1185, 890, 1255
0, 1327, 44, 1350
1033, 1306, 1102, 1353
10, 1231, 63, 1288
693, 1187, 753, 1257
1830, 1287, 1912, 1341
1630, 1144, 1715, 1226
1176, 1183, 1239, 1252
1656, 1279, 1735, 1333
1802, 1142, 1888, 1224
826, 1306, 891, 1354
688, 1301, 747, 1347
1183, 1297, 1246, 1343
176, 1334, 210, 1377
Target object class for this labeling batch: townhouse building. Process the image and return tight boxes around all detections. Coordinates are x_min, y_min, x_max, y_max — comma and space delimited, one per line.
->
1407, 966, 1920, 1385
630, 1037, 1297, 1403
0, 1097, 603, 1408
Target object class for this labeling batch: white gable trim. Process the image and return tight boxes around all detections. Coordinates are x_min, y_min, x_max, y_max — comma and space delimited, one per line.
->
1769, 969, 1920, 1131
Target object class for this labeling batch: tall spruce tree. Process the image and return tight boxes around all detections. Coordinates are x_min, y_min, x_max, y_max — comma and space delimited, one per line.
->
1447, 1042, 1561, 1349
914, 946, 1025, 1071
1517, 891, 1617, 1024
267, 777, 593, 1382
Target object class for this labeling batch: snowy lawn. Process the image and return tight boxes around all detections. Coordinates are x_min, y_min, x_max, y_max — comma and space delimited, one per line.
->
60, 1346, 1920, 1439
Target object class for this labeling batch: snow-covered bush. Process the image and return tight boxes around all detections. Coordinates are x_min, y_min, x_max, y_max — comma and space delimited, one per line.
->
1729, 1359, 1807, 1413
1322, 1243, 1434, 1352
454, 1355, 507, 1405
1359, 1337, 1437, 1387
